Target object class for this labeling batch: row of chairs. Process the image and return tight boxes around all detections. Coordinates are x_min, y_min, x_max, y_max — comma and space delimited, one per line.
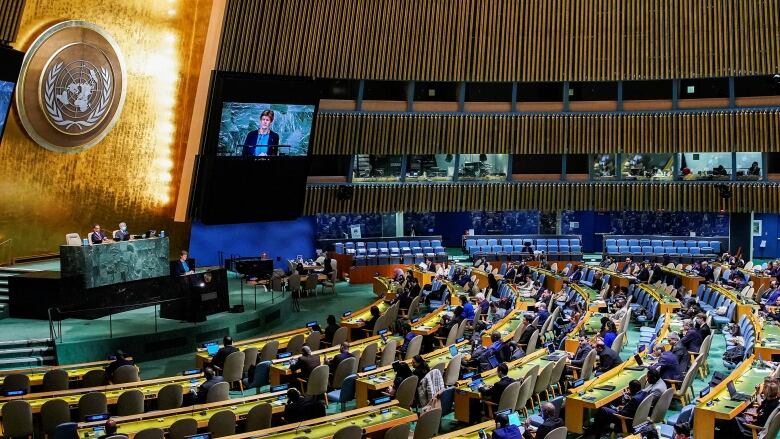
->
578, 266, 611, 287
354, 253, 448, 266
697, 286, 738, 327
335, 240, 445, 256
606, 238, 721, 252
724, 314, 758, 369
1, 364, 139, 394
465, 238, 582, 254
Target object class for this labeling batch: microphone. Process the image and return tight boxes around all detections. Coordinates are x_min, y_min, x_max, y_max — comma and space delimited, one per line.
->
292, 419, 306, 436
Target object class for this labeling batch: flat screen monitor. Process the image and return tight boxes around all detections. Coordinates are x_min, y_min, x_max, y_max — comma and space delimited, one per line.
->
0, 48, 23, 142
217, 103, 314, 157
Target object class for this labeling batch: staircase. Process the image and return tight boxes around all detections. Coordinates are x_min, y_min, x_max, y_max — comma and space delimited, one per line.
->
0, 266, 42, 319
0, 338, 56, 370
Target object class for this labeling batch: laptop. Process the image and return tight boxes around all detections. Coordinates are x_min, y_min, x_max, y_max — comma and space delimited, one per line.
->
727, 381, 751, 401
449, 344, 459, 357
84, 413, 110, 422
185, 434, 212, 439
469, 377, 484, 390
488, 355, 500, 369
205, 343, 219, 356
507, 411, 522, 426
633, 354, 644, 366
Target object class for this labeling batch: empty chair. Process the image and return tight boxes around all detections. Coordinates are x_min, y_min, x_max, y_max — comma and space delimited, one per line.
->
543, 427, 567, 439
117, 389, 145, 416
650, 388, 675, 424
305, 331, 322, 351
206, 381, 230, 403
328, 373, 357, 411
395, 375, 419, 409
331, 327, 349, 348
444, 354, 463, 386
384, 424, 410, 439
208, 410, 236, 438
42, 369, 69, 391
1, 400, 33, 438
412, 407, 442, 439
81, 369, 106, 387
112, 365, 140, 384
305, 364, 330, 402
259, 340, 279, 362
380, 339, 398, 367
134, 428, 165, 439
286, 333, 306, 355
168, 418, 198, 439
157, 383, 184, 410
358, 342, 379, 370
245, 402, 273, 431
223, 350, 246, 392
404, 335, 423, 360
242, 347, 259, 377
78, 392, 107, 420
2, 373, 30, 393
334, 425, 363, 439
41, 398, 71, 438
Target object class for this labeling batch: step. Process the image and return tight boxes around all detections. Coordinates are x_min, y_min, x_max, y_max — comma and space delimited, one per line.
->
0, 356, 56, 370
0, 347, 54, 360
0, 295, 8, 303
0, 338, 53, 348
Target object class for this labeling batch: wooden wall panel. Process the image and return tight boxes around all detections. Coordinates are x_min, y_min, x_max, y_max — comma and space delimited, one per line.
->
0, 0, 25, 44
218, 0, 780, 81
305, 182, 780, 214
313, 110, 780, 155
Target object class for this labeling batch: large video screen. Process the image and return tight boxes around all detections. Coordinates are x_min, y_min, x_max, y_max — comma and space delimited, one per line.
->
218, 103, 314, 156
0, 81, 13, 139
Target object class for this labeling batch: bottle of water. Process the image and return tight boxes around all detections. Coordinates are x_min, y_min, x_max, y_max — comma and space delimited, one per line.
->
82, 238, 88, 246
160, 230, 166, 238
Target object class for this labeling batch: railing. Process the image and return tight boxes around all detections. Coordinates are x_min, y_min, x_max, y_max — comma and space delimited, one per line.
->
0, 239, 13, 266
47, 297, 191, 343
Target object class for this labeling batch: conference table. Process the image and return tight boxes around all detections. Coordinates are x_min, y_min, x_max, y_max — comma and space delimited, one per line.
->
638, 283, 682, 314
693, 355, 776, 439
504, 283, 538, 311
563, 311, 603, 353
454, 348, 563, 423
269, 335, 402, 386
433, 421, 496, 438
409, 266, 436, 288
754, 319, 780, 360
195, 327, 311, 368
410, 303, 449, 336
0, 359, 114, 387
481, 308, 524, 346
659, 266, 704, 293
220, 401, 416, 439
707, 283, 759, 322
355, 340, 471, 407
589, 266, 634, 288
716, 263, 773, 294
340, 298, 392, 334
530, 267, 566, 292
78, 390, 291, 438
372, 276, 398, 300
0, 374, 200, 416
570, 283, 605, 312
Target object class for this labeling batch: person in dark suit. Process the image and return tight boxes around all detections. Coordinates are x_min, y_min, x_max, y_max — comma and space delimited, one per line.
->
90, 224, 108, 244
290, 346, 321, 381
567, 336, 592, 374
680, 320, 702, 353
283, 388, 326, 423
210, 336, 239, 372
523, 402, 563, 439
636, 264, 651, 283
242, 109, 280, 156
595, 340, 622, 374
733, 381, 779, 437
105, 350, 134, 383
364, 305, 381, 332
327, 342, 354, 374
517, 315, 537, 350
695, 313, 711, 339
586, 380, 648, 437
113, 222, 130, 241
698, 261, 714, 282
650, 347, 683, 380
481, 362, 515, 404
492, 412, 522, 439
323, 315, 340, 345
97, 420, 124, 439
173, 250, 195, 276
194, 367, 224, 404
667, 333, 690, 372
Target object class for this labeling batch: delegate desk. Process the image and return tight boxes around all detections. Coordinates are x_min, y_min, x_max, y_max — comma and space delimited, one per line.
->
506, 284, 541, 311
708, 284, 759, 322
454, 349, 562, 423
0, 359, 114, 388
355, 341, 471, 407
570, 283, 604, 312
60, 237, 170, 289
480, 307, 524, 346
564, 315, 670, 434
693, 355, 776, 439
563, 311, 603, 353
755, 320, 780, 361
78, 390, 291, 438
434, 421, 495, 438
341, 299, 392, 336
590, 266, 633, 289
220, 401, 416, 439
372, 276, 398, 300
195, 328, 311, 368
638, 283, 682, 314
269, 335, 401, 386
659, 266, 704, 293
410, 304, 449, 336
460, 264, 502, 289
0, 374, 200, 416
409, 266, 436, 288
531, 268, 566, 293
716, 263, 773, 294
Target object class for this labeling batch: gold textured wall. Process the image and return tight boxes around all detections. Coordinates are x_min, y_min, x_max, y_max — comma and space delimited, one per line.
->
0, 0, 214, 258
218, 0, 780, 81
305, 183, 780, 214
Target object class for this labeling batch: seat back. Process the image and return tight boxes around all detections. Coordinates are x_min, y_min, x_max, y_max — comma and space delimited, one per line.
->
134, 428, 165, 439
385, 424, 411, 439
207, 410, 236, 438
444, 354, 463, 386
396, 375, 419, 409
41, 398, 71, 437
580, 349, 597, 381
286, 333, 305, 355
760, 405, 780, 439
334, 425, 363, 439
650, 387, 675, 423
42, 368, 69, 391
404, 335, 423, 360
117, 389, 145, 416
250, 361, 272, 390
242, 347, 259, 374
632, 394, 655, 429
412, 407, 442, 439
331, 327, 349, 347
358, 342, 379, 370
222, 350, 246, 384
305, 331, 322, 351
534, 362, 554, 394
168, 418, 198, 439
65, 233, 82, 246
3, 373, 31, 393
332, 357, 358, 388
380, 339, 398, 367
157, 383, 184, 410
206, 381, 230, 403
81, 369, 106, 387
78, 392, 107, 420
498, 380, 523, 412
245, 403, 272, 431
259, 340, 279, 362
305, 364, 330, 397
1, 400, 33, 437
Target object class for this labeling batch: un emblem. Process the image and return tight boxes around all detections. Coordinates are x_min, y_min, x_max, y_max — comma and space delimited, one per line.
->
16, 21, 126, 153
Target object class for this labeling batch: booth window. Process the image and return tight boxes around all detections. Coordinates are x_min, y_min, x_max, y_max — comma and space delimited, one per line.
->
352, 155, 402, 182
457, 154, 508, 181
678, 153, 732, 180
736, 152, 763, 180
591, 154, 617, 180
406, 154, 455, 182
621, 154, 674, 181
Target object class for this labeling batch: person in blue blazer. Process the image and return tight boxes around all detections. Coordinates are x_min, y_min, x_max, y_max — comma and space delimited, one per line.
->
242, 109, 280, 156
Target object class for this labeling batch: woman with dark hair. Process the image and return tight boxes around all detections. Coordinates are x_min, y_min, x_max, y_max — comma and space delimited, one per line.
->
365, 306, 381, 331
487, 273, 500, 300
601, 320, 618, 347
323, 315, 339, 345
387, 361, 413, 396
411, 355, 430, 383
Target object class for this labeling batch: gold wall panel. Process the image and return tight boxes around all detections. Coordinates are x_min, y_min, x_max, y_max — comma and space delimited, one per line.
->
305, 183, 780, 215
312, 110, 780, 155
0, 0, 214, 259
0, 0, 25, 43
218, 0, 780, 81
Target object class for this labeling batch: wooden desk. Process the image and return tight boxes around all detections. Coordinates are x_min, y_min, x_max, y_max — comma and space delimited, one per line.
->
270, 335, 401, 386
340, 298, 392, 335
410, 266, 436, 287
530, 268, 565, 292
660, 267, 704, 293
0, 374, 199, 416
754, 320, 780, 359
372, 276, 397, 299
708, 284, 759, 323
570, 283, 604, 312
716, 264, 773, 297
563, 311, 602, 353
195, 327, 311, 368
76, 390, 289, 438
410, 304, 448, 336
0, 359, 114, 388
693, 355, 773, 439
589, 266, 633, 289
454, 349, 557, 423
220, 401, 416, 439
434, 421, 495, 438
355, 341, 471, 407
459, 264, 503, 289
481, 310, 524, 347
505, 283, 538, 311
638, 284, 682, 314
